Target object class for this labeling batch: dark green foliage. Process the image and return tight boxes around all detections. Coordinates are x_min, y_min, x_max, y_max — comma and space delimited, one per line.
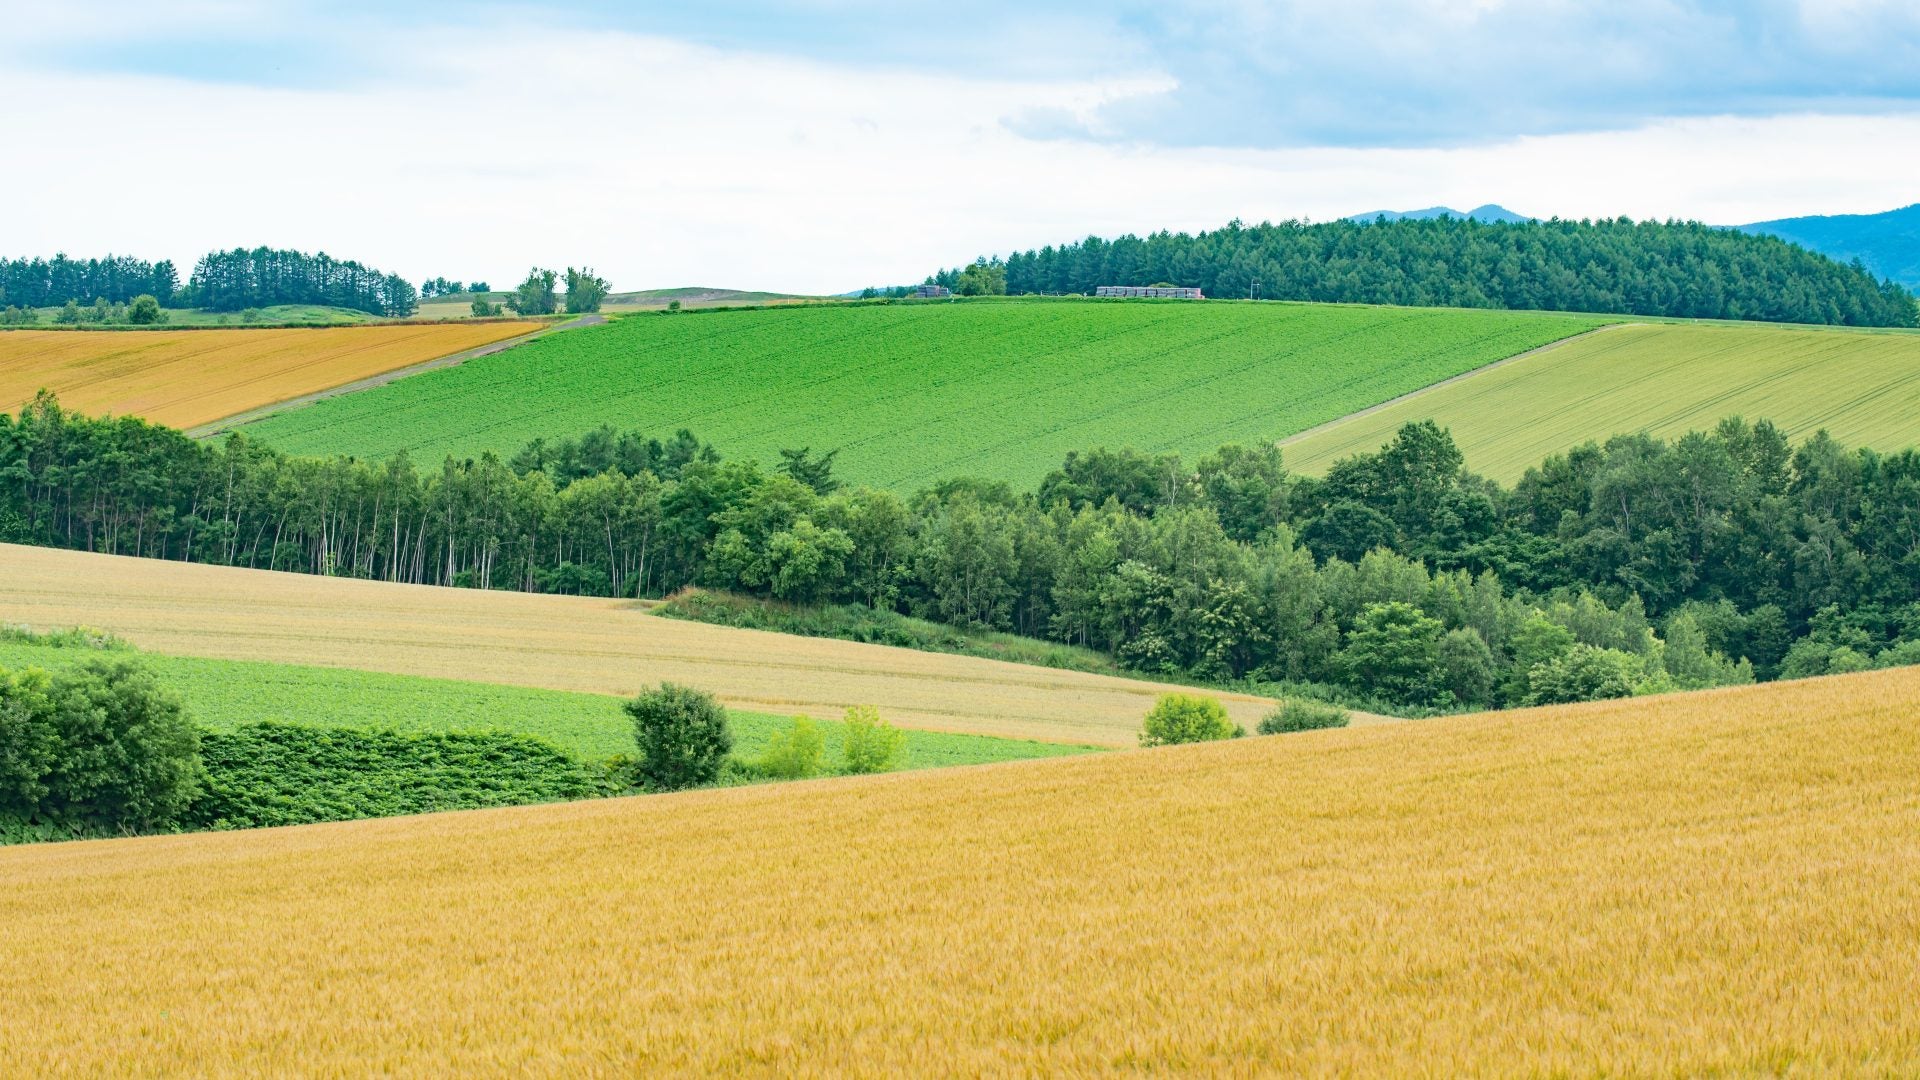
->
126, 294, 164, 324
1140, 693, 1240, 746
625, 683, 733, 791
0, 659, 202, 834
1524, 645, 1643, 706
778, 447, 841, 494
0, 254, 179, 308
564, 267, 609, 314
185, 247, 416, 317
509, 268, 559, 316
5, 395, 1915, 715
1257, 699, 1350, 734
968, 217, 1917, 327
188, 723, 605, 829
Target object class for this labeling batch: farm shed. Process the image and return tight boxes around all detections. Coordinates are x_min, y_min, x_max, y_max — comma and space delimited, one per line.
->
1095, 286, 1204, 299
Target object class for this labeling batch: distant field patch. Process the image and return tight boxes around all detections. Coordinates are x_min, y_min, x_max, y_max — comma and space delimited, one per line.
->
239, 300, 1607, 490
0, 321, 542, 429
0, 544, 1275, 746
0, 641, 1091, 768
1284, 322, 1920, 481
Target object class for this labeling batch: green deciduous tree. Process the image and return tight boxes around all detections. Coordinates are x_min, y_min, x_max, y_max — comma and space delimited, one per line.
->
1140, 693, 1239, 747
624, 683, 733, 791
840, 704, 905, 773
126, 294, 165, 324
509, 268, 559, 316
756, 715, 825, 779
564, 267, 610, 314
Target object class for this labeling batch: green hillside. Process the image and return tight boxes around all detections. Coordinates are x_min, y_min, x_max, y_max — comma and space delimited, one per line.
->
0, 640, 1096, 767
1283, 321, 1920, 481
239, 299, 1606, 490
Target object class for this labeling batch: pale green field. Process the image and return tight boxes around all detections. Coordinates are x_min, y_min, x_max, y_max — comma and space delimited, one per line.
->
1283, 322, 1920, 481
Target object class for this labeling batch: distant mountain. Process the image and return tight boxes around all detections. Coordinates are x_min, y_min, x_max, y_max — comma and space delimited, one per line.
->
1346, 204, 1530, 225
1738, 204, 1920, 292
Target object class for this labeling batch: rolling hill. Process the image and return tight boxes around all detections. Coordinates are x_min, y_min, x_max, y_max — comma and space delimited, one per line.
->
0, 543, 1277, 747
3, 666, 1914, 1073
1283, 320, 1920, 481
0, 321, 543, 430
1740, 203, 1920, 292
235, 299, 1606, 490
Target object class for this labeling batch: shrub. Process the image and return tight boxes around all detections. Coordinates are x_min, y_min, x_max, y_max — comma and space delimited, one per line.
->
0, 658, 202, 834
1524, 645, 1642, 706
1140, 693, 1239, 747
841, 704, 905, 774
187, 723, 604, 829
1258, 699, 1350, 734
757, 715, 825, 779
126, 294, 165, 324
624, 683, 733, 791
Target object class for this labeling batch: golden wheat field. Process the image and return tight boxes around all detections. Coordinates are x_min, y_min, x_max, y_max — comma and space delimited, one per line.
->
3, 667, 1917, 1074
0, 544, 1274, 745
0, 321, 542, 429
1283, 321, 1920, 481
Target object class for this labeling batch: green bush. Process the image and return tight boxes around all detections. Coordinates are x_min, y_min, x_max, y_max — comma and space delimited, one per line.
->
1257, 699, 1350, 734
841, 704, 905, 774
1524, 645, 1642, 706
189, 723, 604, 829
625, 683, 733, 791
756, 715, 825, 779
0, 658, 202, 834
1139, 693, 1239, 747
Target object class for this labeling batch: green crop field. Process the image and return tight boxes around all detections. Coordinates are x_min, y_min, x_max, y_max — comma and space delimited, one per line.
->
1282, 321, 1920, 482
238, 299, 1608, 490
0, 642, 1099, 768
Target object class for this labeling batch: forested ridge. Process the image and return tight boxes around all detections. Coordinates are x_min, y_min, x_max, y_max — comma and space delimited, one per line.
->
1, 247, 417, 317
8, 395, 1916, 713
185, 247, 417, 316
941, 217, 1918, 327
0, 255, 180, 309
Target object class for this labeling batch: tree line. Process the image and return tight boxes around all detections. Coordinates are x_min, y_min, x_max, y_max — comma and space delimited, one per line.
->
935, 217, 1918, 327
0, 255, 180, 309
13, 396, 1916, 710
184, 247, 419, 317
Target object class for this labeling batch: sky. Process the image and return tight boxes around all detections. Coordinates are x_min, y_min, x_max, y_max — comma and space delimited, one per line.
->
4, 0, 1919, 295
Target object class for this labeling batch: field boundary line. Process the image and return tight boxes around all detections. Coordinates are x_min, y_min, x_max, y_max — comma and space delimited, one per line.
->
186, 315, 608, 438
1277, 321, 1637, 453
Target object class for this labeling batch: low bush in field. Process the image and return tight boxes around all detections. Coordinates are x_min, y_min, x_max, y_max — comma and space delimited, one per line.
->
840, 705, 905, 774
756, 716, 826, 779
0, 658, 202, 836
626, 683, 734, 791
1258, 700, 1351, 734
1139, 693, 1240, 747
188, 723, 607, 829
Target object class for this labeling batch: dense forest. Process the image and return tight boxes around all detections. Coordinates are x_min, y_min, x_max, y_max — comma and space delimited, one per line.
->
935, 217, 1918, 327
0, 255, 180, 309
184, 247, 418, 317
8, 395, 1916, 712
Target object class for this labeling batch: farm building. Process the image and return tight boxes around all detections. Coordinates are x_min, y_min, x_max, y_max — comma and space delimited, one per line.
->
1095, 285, 1204, 299
913, 284, 952, 298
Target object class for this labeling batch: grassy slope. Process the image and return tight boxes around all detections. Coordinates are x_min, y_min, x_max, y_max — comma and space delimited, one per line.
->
1284, 320, 1920, 481
3, 667, 1916, 1073
239, 299, 1607, 490
1, 543, 1275, 746
0, 642, 1092, 768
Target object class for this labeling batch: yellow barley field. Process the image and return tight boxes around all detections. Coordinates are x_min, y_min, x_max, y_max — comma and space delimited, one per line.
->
1283, 321, 1920, 481
0, 544, 1275, 746
0, 321, 543, 429
2, 667, 1917, 1074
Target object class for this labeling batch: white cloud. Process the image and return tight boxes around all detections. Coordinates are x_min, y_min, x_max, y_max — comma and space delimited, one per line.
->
3, 24, 1917, 294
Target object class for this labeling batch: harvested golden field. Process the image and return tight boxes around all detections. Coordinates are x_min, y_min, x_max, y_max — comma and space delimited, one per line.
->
0, 544, 1273, 746
1283, 321, 1920, 481
4, 668, 1918, 1074
0, 321, 542, 429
